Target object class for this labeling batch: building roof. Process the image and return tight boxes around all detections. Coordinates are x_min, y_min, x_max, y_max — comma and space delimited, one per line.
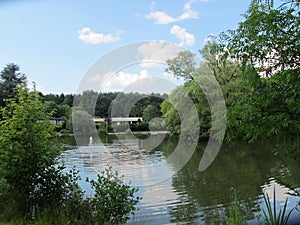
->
93, 117, 143, 123
111, 117, 142, 122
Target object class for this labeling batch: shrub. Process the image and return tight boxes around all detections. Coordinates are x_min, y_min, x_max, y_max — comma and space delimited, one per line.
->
88, 166, 141, 224
130, 122, 150, 132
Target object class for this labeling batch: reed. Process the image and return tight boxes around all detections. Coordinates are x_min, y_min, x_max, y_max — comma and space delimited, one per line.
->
262, 189, 294, 225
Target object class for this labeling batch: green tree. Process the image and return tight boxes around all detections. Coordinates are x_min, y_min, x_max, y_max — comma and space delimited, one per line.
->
221, 0, 300, 143
95, 92, 117, 117
69, 108, 96, 145
161, 97, 181, 135
222, 0, 300, 76
142, 105, 161, 122
0, 63, 26, 107
63, 94, 74, 107
46, 101, 71, 118
162, 41, 241, 140
73, 90, 98, 116
226, 69, 300, 143
166, 51, 196, 80
0, 86, 73, 216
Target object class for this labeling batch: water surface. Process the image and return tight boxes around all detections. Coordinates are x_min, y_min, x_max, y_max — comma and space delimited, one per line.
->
61, 136, 300, 224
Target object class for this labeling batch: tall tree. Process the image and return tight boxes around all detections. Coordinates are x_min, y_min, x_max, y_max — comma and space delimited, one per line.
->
162, 41, 242, 140
0, 86, 69, 214
166, 51, 196, 80
222, 0, 300, 76
0, 63, 26, 106
142, 105, 161, 122
221, 0, 300, 143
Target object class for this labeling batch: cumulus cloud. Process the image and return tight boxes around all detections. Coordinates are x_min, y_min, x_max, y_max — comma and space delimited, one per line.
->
146, 0, 199, 24
146, 11, 176, 24
102, 70, 150, 92
87, 71, 114, 85
138, 41, 182, 68
87, 68, 182, 94
179, 0, 199, 20
170, 25, 195, 47
78, 27, 121, 44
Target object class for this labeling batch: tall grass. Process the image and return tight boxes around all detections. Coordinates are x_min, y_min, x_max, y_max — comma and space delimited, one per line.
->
209, 188, 296, 225
225, 189, 245, 225
262, 189, 294, 225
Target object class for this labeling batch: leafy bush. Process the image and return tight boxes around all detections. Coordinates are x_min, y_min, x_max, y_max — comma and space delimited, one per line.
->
130, 122, 150, 132
112, 122, 152, 132
88, 166, 141, 224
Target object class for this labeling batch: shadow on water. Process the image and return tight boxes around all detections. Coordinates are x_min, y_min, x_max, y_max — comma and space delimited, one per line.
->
164, 140, 300, 224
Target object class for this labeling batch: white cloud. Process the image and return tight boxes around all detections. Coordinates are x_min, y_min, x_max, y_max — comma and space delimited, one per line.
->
170, 25, 195, 47
102, 69, 150, 92
78, 27, 121, 44
87, 69, 181, 94
146, 11, 177, 24
146, 0, 199, 24
87, 74, 102, 83
179, 0, 199, 20
87, 71, 114, 85
138, 41, 182, 68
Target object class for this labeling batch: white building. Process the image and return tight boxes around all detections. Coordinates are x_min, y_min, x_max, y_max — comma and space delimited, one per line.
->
94, 117, 143, 125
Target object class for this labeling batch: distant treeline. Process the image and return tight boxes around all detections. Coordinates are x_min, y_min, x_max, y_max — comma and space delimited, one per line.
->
0, 63, 167, 135
41, 91, 166, 119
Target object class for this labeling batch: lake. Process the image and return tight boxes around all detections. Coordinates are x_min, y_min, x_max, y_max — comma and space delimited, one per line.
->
61, 135, 300, 224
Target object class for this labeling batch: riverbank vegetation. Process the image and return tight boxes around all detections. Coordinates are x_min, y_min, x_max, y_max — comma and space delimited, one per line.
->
162, 0, 300, 147
0, 85, 140, 224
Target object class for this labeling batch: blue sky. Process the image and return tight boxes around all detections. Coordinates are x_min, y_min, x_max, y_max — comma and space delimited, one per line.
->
0, 0, 250, 94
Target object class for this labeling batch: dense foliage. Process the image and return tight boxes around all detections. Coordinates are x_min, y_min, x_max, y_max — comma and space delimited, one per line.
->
224, 0, 300, 143
0, 86, 72, 216
162, 0, 300, 145
221, 0, 300, 76
162, 41, 242, 140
